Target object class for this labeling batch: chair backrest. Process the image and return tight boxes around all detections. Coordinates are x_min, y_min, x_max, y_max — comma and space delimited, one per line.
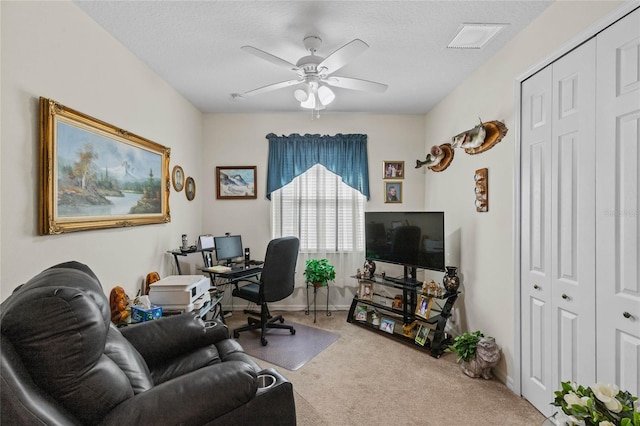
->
0, 261, 152, 425
259, 237, 300, 303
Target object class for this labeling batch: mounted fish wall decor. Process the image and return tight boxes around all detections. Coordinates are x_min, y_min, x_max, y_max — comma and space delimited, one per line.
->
452, 119, 508, 155
416, 119, 508, 172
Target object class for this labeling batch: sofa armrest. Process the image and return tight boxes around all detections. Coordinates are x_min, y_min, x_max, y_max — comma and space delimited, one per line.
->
98, 361, 257, 426
120, 314, 229, 366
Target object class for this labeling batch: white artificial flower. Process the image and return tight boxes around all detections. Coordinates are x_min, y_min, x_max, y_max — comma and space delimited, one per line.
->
564, 392, 588, 407
635, 399, 640, 413
599, 422, 615, 426
591, 383, 622, 413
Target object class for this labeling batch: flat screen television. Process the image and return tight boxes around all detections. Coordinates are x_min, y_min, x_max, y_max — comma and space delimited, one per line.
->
365, 211, 445, 273
214, 235, 243, 266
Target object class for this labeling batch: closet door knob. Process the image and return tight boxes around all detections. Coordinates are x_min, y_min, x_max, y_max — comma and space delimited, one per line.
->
623, 311, 632, 319
533, 284, 540, 290
561, 293, 569, 300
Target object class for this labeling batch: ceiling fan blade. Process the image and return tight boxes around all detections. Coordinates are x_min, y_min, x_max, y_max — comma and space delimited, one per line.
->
324, 76, 388, 93
318, 39, 369, 74
242, 79, 303, 97
241, 46, 300, 72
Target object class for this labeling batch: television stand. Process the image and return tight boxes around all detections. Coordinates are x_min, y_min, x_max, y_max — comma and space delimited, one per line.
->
348, 274, 458, 358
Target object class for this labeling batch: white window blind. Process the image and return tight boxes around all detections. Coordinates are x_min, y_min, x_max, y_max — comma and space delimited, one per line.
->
271, 164, 365, 253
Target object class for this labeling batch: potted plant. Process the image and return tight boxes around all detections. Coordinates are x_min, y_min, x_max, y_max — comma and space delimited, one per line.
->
446, 330, 500, 379
303, 258, 336, 287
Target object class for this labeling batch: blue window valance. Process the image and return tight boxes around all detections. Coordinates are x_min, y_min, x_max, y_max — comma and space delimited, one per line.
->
265, 133, 370, 200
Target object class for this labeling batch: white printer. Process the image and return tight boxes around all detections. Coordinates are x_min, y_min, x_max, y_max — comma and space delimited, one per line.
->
148, 275, 210, 312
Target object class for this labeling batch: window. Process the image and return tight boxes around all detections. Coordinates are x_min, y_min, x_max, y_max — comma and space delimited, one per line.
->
271, 164, 365, 253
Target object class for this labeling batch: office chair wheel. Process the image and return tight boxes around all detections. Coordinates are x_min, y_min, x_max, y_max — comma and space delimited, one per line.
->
279, 317, 284, 323
291, 328, 296, 335
261, 337, 268, 346
233, 331, 239, 338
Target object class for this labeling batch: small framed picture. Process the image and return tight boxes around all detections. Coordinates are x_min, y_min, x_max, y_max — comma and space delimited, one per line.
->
380, 318, 395, 334
185, 177, 196, 201
383, 161, 405, 179
415, 324, 429, 346
358, 281, 373, 301
216, 166, 257, 199
415, 294, 433, 320
355, 305, 368, 321
172, 165, 185, 192
384, 181, 402, 203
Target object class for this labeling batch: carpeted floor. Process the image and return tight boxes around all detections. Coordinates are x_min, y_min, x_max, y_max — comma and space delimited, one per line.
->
225, 310, 546, 426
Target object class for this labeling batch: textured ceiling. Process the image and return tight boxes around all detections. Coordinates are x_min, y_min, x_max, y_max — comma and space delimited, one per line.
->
74, 1, 553, 114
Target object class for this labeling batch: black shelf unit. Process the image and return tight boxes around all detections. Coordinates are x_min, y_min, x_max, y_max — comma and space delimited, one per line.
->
347, 274, 458, 358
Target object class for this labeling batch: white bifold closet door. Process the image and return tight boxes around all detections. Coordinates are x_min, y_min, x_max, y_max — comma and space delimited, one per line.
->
520, 38, 597, 416
595, 8, 640, 397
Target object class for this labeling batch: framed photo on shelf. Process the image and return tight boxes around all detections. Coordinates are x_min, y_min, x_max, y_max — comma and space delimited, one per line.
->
415, 294, 433, 320
415, 324, 429, 346
216, 166, 257, 199
384, 181, 402, 203
358, 281, 374, 301
383, 161, 404, 179
380, 318, 395, 334
355, 305, 368, 321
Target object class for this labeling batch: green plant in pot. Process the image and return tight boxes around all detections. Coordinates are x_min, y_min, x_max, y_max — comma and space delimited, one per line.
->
304, 258, 336, 287
446, 330, 501, 379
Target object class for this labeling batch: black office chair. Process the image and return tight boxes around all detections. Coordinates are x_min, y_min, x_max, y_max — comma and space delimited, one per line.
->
232, 237, 300, 346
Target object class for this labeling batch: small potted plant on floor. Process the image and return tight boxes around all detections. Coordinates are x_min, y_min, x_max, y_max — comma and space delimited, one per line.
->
304, 258, 336, 287
446, 330, 500, 379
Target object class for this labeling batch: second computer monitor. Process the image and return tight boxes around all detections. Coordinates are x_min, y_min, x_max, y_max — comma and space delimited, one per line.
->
214, 235, 243, 266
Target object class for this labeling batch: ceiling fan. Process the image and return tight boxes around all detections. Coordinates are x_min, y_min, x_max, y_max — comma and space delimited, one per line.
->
237, 36, 388, 113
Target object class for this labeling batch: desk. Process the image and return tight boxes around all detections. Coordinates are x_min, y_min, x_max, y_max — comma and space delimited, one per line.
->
168, 248, 214, 275
201, 265, 263, 315
203, 265, 263, 281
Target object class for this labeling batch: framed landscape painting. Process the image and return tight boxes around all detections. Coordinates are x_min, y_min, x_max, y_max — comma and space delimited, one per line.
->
216, 166, 257, 199
39, 97, 171, 235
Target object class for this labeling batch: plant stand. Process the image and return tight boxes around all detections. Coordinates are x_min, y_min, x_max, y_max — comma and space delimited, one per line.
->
305, 282, 331, 323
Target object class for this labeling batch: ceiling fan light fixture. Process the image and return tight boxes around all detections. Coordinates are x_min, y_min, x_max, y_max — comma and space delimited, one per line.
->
447, 23, 508, 49
317, 85, 335, 106
300, 90, 316, 109
294, 88, 309, 102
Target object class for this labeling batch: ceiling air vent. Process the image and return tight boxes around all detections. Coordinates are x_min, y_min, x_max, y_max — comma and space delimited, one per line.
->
447, 23, 508, 49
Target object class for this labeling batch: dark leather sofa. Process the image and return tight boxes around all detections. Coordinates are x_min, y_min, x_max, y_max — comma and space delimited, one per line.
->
0, 261, 296, 425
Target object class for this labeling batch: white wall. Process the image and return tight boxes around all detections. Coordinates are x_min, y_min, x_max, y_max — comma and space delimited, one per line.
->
422, 0, 624, 388
0, 1, 203, 300
202, 113, 426, 310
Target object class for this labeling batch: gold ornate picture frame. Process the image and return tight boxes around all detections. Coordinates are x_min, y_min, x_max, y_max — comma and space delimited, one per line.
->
39, 97, 171, 235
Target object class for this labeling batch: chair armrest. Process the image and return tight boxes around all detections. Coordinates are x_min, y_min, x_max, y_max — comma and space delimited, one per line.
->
120, 314, 229, 366
98, 361, 257, 426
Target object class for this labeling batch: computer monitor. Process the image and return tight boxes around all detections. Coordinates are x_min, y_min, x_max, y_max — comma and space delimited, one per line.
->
214, 235, 243, 266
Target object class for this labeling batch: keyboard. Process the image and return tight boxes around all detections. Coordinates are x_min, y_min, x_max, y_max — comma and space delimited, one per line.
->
228, 266, 262, 278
